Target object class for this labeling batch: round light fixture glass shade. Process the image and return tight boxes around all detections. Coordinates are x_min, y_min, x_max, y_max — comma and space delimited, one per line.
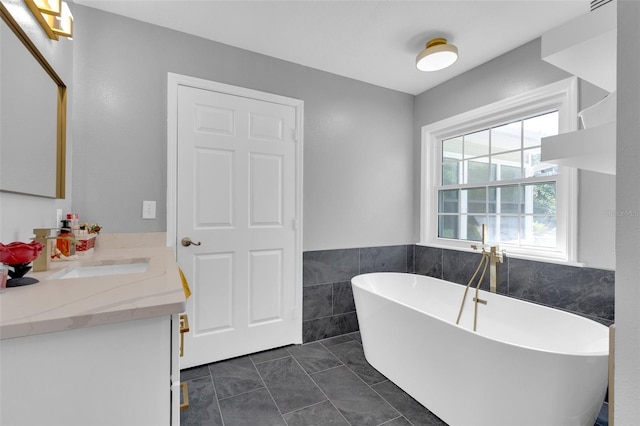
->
416, 38, 458, 71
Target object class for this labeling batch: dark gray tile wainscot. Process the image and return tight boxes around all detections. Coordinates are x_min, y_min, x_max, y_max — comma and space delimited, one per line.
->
304, 244, 614, 343
302, 245, 414, 342
414, 245, 614, 324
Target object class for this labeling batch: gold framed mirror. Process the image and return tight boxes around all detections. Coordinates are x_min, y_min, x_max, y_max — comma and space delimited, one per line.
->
0, 3, 67, 198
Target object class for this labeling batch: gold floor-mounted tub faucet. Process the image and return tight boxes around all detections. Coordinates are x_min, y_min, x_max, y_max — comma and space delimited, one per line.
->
457, 224, 505, 331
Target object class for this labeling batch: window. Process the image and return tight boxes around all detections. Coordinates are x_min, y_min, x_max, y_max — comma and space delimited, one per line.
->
421, 78, 578, 261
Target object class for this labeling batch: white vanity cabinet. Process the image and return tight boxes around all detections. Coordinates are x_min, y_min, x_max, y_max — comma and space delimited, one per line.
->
0, 235, 187, 425
0, 313, 181, 425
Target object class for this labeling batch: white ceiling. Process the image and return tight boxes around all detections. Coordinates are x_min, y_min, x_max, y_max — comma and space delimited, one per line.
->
73, 0, 590, 95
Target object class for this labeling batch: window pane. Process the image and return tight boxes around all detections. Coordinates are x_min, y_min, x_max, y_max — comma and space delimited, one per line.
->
493, 150, 522, 181
443, 137, 463, 159
465, 215, 486, 242
488, 185, 519, 214
442, 158, 460, 185
523, 147, 558, 178
491, 121, 521, 154
533, 183, 556, 214
501, 185, 520, 214
438, 215, 459, 239
499, 216, 520, 244
523, 111, 558, 148
462, 187, 486, 213
486, 216, 498, 241
464, 129, 489, 158
487, 215, 519, 244
488, 188, 496, 214
521, 185, 530, 214
521, 215, 556, 247
466, 157, 491, 184
438, 190, 459, 213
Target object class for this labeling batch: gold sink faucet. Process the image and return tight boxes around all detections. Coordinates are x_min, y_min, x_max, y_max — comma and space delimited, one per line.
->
32, 228, 80, 272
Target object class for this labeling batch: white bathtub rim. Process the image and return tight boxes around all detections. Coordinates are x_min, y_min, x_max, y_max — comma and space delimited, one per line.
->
351, 272, 609, 358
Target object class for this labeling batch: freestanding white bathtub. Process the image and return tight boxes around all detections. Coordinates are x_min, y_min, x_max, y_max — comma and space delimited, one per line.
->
352, 272, 609, 426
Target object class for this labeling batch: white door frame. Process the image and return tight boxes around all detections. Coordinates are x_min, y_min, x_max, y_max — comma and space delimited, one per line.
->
166, 72, 304, 333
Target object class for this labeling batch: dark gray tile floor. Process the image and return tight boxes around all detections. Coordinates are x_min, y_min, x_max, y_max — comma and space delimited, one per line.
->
180, 332, 446, 426
180, 332, 609, 426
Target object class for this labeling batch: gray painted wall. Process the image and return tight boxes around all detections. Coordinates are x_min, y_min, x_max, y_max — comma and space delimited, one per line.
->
4, 3, 636, 421
615, 1, 640, 422
71, 5, 414, 252
0, 0, 73, 242
413, 38, 615, 270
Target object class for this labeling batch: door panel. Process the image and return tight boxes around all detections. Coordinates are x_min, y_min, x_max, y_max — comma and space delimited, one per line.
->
195, 148, 234, 227
193, 252, 234, 335
248, 249, 283, 324
177, 84, 301, 367
250, 153, 283, 226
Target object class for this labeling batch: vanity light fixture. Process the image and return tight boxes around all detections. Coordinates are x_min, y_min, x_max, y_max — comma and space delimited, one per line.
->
25, 0, 73, 40
415, 37, 458, 71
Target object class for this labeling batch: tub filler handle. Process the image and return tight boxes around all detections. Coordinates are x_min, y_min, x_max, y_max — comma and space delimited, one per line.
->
456, 224, 503, 332
455, 249, 489, 332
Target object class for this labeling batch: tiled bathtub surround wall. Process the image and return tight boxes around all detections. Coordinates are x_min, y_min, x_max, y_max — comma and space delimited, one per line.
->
302, 246, 414, 342
415, 245, 615, 325
302, 245, 614, 343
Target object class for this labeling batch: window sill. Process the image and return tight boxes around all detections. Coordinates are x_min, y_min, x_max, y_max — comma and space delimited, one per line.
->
416, 241, 585, 268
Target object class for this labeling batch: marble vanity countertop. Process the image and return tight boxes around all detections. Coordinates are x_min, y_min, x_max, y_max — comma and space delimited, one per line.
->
0, 233, 186, 340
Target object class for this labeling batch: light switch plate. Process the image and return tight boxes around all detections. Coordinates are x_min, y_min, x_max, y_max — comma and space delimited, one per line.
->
142, 200, 156, 219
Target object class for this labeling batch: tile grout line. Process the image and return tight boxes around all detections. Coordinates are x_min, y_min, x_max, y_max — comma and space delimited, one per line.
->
303, 311, 357, 322
247, 354, 291, 425
251, 352, 291, 365
206, 367, 227, 426
279, 399, 332, 418
286, 346, 354, 426
184, 334, 439, 426
378, 416, 410, 426
213, 384, 267, 403
331, 281, 336, 316
368, 383, 417, 426
318, 338, 404, 423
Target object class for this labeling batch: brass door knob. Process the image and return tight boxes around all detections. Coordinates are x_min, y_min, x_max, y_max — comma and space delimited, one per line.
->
181, 237, 201, 247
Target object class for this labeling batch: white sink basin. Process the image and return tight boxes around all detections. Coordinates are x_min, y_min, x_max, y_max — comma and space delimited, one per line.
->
48, 258, 150, 280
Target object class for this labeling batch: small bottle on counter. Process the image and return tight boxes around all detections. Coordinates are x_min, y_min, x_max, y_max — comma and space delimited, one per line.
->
57, 220, 73, 257
0, 264, 8, 290
67, 213, 80, 236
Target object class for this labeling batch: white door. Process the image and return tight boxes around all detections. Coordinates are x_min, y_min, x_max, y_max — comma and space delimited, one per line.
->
173, 80, 302, 368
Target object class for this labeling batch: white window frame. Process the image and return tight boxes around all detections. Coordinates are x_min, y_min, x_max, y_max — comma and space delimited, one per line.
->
420, 77, 578, 263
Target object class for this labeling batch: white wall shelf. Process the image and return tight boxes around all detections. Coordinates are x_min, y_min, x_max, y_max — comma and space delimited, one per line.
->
541, 1, 616, 92
541, 121, 616, 175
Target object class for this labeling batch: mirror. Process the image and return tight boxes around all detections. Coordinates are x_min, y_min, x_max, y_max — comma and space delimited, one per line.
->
0, 4, 66, 198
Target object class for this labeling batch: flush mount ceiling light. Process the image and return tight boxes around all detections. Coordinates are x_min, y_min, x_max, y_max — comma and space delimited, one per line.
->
416, 37, 458, 72
25, 0, 73, 40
